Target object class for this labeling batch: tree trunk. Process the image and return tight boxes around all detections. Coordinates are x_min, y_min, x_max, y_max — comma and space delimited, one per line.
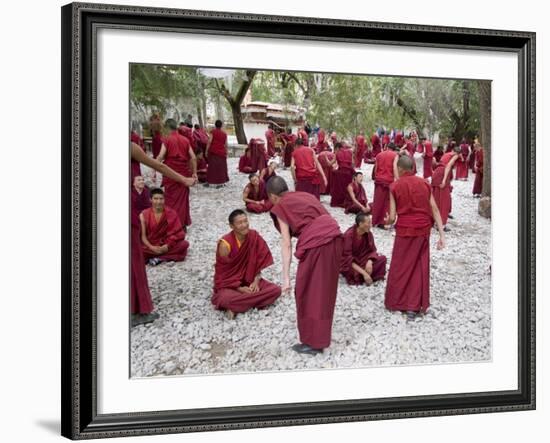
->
478, 80, 491, 218
196, 104, 203, 127
231, 104, 248, 145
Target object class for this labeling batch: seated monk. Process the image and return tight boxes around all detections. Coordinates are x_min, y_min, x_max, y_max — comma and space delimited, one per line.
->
344, 171, 371, 214
259, 160, 277, 184
238, 147, 254, 173
140, 188, 189, 265
341, 213, 387, 285
212, 209, 282, 319
243, 174, 273, 213
131, 175, 151, 214
196, 150, 208, 183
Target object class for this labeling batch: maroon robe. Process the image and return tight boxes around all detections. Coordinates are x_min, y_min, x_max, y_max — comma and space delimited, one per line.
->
330, 148, 355, 207
130, 184, 154, 314
385, 172, 433, 312
355, 135, 366, 168
293, 146, 321, 199
422, 141, 434, 179
371, 133, 382, 157
371, 150, 397, 226
469, 143, 476, 171
433, 148, 444, 165
472, 148, 484, 195
394, 132, 404, 148
265, 128, 276, 157
207, 128, 229, 185
341, 226, 387, 285
131, 131, 144, 150
344, 181, 369, 214
193, 128, 209, 153
270, 192, 343, 349
151, 131, 163, 159
196, 157, 207, 183
212, 230, 281, 313
455, 143, 470, 179
260, 167, 277, 184
130, 156, 141, 184
315, 130, 329, 153
282, 134, 296, 167
238, 149, 254, 173
298, 128, 309, 146
163, 130, 193, 227
318, 151, 335, 195
178, 125, 197, 152
248, 138, 268, 173
244, 181, 273, 213
431, 163, 452, 225
131, 187, 151, 214
141, 207, 189, 262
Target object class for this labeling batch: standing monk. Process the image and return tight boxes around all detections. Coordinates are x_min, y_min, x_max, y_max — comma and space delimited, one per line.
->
130, 143, 195, 327
281, 128, 296, 168
140, 188, 190, 265
265, 123, 277, 158
344, 171, 370, 214
355, 131, 367, 168
455, 138, 470, 180
431, 146, 460, 231
291, 139, 327, 200
193, 124, 209, 154
205, 119, 229, 188
267, 177, 343, 355
243, 173, 273, 213
330, 142, 355, 207
472, 142, 484, 197
248, 138, 268, 173
341, 213, 387, 286
157, 118, 197, 228
384, 155, 445, 320
212, 210, 282, 319
419, 137, 434, 179
371, 131, 383, 158
149, 113, 164, 159
315, 128, 329, 154
318, 150, 335, 195
371, 143, 399, 228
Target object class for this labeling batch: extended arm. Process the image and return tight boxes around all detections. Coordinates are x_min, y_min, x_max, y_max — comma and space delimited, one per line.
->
131, 143, 194, 186
430, 194, 446, 249
278, 217, 293, 293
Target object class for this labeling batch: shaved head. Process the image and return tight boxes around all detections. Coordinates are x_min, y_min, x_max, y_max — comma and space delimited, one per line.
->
397, 154, 414, 171
266, 176, 289, 196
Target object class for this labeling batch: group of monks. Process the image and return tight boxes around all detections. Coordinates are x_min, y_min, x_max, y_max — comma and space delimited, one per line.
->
130, 117, 484, 356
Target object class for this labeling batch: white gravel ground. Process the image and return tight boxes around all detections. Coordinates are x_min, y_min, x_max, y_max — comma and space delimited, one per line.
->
131, 155, 491, 377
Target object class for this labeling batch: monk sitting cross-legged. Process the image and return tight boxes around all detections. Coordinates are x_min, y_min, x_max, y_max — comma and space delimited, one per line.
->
140, 188, 189, 266
341, 213, 387, 286
212, 209, 282, 319
243, 173, 273, 214
344, 171, 371, 214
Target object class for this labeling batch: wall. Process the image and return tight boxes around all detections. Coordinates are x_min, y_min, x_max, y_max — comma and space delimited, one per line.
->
0, 1, 546, 442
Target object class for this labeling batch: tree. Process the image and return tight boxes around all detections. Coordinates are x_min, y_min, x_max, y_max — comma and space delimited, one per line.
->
478, 80, 491, 218
214, 70, 257, 144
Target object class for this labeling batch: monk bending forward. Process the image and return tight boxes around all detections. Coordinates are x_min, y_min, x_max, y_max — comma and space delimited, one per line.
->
268, 176, 343, 355
212, 209, 282, 319
384, 155, 445, 321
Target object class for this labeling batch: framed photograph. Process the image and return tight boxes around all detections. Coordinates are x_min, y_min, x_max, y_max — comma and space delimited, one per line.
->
61, 2, 535, 439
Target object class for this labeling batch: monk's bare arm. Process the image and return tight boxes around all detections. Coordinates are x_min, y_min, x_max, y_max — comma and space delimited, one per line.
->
131, 143, 192, 186
386, 192, 397, 225
217, 239, 230, 257
278, 217, 293, 292
442, 155, 458, 186
188, 148, 197, 177
290, 157, 297, 183
430, 194, 446, 249
314, 154, 327, 185
347, 184, 360, 207
156, 144, 167, 163
392, 155, 399, 180
205, 135, 212, 157
242, 187, 254, 204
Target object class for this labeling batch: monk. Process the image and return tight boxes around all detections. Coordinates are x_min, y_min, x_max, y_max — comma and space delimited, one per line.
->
193, 124, 209, 154
131, 175, 151, 214
157, 118, 197, 228
355, 131, 367, 168
472, 142, 484, 197
281, 128, 296, 168
431, 146, 460, 231
371, 131, 382, 158
371, 143, 399, 228
149, 113, 164, 159
394, 131, 404, 149
291, 139, 327, 199
341, 213, 387, 285
178, 122, 197, 152
140, 188, 189, 265
344, 172, 370, 214
298, 125, 309, 147
384, 155, 445, 321
130, 142, 195, 327
265, 124, 276, 157
330, 142, 355, 207
455, 138, 470, 180
315, 128, 329, 154
433, 145, 444, 164
259, 160, 277, 184
267, 177, 343, 355
318, 150, 335, 195
205, 119, 229, 188
243, 174, 273, 213
238, 147, 254, 174
212, 209, 282, 319
196, 150, 208, 183
418, 137, 434, 179
248, 138, 268, 173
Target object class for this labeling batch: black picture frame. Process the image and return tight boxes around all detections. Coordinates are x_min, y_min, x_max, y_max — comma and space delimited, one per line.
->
61, 2, 536, 439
